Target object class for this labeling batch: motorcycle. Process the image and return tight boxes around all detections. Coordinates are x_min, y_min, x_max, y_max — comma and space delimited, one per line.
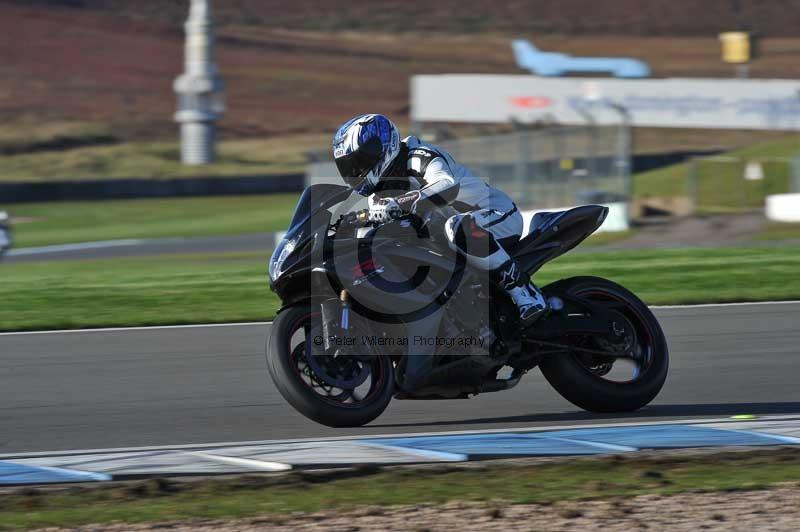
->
0, 211, 11, 260
266, 184, 668, 427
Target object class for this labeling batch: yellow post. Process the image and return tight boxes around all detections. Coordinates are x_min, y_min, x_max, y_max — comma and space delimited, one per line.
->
719, 31, 751, 64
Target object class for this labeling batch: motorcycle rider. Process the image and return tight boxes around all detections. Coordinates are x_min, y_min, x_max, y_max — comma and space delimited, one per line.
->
332, 113, 548, 323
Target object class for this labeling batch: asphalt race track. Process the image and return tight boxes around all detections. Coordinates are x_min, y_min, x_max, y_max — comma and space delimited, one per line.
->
4, 233, 279, 263
1, 302, 799, 453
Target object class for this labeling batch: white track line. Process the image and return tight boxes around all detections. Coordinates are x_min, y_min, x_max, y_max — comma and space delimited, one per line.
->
8, 233, 282, 257
0, 322, 272, 336
187, 451, 292, 472
651, 300, 800, 309
538, 435, 638, 453
2, 300, 799, 336
7, 239, 146, 256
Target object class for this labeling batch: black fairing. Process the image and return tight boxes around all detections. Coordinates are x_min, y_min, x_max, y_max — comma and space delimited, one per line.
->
269, 184, 351, 302
271, 193, 609, 309
270, 184, 463, 315
512, 205, 609, 275
286, 184, 352, 236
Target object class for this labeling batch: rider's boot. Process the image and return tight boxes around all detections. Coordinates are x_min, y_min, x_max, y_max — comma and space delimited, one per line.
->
494, 260, 548, 324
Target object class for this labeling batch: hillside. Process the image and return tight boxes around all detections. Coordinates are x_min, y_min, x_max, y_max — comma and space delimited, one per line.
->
11, 0, 800, 36
1, 1, 800, 144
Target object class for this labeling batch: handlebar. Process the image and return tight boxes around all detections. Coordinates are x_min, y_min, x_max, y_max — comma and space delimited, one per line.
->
335, 209, 372, 230
334, 208, 438, 232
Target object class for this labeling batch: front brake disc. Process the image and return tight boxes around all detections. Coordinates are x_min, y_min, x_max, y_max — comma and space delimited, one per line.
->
304, 350, 370, 389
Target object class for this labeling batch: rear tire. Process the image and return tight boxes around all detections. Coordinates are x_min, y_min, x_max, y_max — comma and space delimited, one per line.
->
539, 276, 669, 413
266, 304, 394, 427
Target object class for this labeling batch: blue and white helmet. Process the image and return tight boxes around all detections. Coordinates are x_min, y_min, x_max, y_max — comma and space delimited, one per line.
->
332, 114, 401, 196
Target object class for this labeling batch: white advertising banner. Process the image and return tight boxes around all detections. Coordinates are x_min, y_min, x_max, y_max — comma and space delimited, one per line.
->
411, 75, 800, 130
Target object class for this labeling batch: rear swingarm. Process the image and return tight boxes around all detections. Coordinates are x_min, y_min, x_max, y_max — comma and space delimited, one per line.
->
522, 295, 640, 359
524, 293, 615, 339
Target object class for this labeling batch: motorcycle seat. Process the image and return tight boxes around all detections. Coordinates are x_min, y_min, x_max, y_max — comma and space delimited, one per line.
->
527, 210, 568, 236
507, 209, 570, 257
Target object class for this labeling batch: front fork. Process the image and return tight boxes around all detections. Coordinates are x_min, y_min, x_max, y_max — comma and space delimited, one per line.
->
319, 290, 351, 352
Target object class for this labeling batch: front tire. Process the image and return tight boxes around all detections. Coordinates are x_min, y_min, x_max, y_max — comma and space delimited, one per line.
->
539, 276, 669, 413
266, 304, 394, 427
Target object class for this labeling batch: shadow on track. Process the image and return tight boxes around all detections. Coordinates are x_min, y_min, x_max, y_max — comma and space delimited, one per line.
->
372, 402, 800, 429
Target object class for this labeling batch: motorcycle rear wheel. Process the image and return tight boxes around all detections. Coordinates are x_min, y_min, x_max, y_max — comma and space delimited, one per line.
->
266, 304, 395, 427
539, 276, 669, 413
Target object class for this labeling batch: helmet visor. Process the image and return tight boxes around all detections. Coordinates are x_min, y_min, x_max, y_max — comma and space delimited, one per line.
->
334, 136, 383, 188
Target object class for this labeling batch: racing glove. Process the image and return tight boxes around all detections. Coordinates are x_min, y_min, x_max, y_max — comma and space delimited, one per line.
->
368, 197, 402, 223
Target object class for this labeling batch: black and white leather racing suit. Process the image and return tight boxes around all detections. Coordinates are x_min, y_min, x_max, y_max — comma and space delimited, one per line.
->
369, 136, 548, 322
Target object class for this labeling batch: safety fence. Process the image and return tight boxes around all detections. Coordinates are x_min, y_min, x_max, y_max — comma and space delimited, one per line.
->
307, 125, 631, 210
436, 125, 630, 209
685, 155, 800, 214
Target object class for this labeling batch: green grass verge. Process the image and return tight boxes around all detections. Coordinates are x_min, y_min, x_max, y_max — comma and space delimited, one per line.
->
634, 134, 800, 212
581, 230, 635, 247
4, 194, 300, 248
551, 245, 800, 305
2, 245, 799, 331
0, 252, 280, 331
0, 134, 328, 182
4, 197, 633, 250
1, 449, 799, 530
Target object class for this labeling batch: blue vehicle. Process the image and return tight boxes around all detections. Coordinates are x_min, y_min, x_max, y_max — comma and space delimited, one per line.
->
512, 39, 650, 78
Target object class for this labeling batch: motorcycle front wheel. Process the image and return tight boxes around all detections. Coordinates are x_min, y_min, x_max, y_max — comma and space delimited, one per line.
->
266, 304, 395, 427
